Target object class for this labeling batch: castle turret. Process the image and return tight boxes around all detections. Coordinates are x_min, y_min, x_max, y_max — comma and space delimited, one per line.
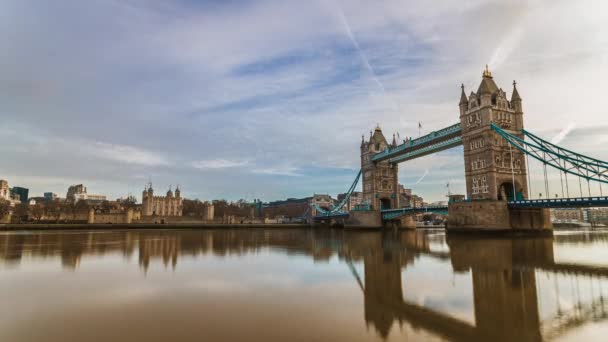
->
175, 185, 181, 199
511, 80, 522, 113
459, 84, 468, 115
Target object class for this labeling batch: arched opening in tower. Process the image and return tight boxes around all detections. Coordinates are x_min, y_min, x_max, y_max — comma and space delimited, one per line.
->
380, 198, 392, 210
498, 182, 523, 201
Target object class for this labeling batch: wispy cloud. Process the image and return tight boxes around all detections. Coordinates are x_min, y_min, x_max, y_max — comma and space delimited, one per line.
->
90, 142, 169, 167
252, 166, 302, 177
2, 0, 608, 201
192, 159, 249, 170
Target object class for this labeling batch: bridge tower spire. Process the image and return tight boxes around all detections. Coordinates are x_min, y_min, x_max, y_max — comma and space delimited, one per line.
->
459, 68, 528, 201
361, 125, 399, 210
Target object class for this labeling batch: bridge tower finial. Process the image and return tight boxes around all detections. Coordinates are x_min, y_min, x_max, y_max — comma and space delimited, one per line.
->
483, 64, 492, 78
459, 83, 468, 107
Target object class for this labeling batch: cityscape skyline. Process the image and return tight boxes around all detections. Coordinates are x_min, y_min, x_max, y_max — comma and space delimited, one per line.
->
2, 0, 608, 202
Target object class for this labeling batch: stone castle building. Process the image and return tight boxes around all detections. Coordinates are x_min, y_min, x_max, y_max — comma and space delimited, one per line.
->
142, 183, 183, 217
361, 126, 399, 210
460, 67, 528, 201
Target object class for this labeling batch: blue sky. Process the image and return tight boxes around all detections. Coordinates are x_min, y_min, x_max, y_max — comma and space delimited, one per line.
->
1, 0, 608, 202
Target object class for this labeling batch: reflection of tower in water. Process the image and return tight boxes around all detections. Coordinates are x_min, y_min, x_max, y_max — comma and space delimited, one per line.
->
361, 233, 554, 341
363, 249, 404, 339
138, 234, 180, 272
462, 237, 554, 341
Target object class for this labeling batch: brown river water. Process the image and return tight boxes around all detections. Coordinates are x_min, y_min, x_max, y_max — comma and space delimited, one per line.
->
1, 228, 608, 342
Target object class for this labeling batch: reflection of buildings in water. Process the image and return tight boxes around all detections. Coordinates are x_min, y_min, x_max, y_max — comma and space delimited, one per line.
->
0, 232, 139, 269
138, 235, 180, 272
1, 229, 607, 341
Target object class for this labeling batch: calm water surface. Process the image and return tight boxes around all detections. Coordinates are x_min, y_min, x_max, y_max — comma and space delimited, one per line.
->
1, 228, 608, 341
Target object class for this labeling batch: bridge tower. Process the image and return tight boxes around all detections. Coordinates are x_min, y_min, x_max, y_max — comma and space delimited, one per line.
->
460, 67, 528, 201
361, 125, 399, 210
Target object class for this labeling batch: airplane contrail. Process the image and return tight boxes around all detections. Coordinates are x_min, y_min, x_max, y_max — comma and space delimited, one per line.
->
335, 7, 387, 94
488, 25, 524, 71
414, 169, 430, 185
551, 123, 576, 144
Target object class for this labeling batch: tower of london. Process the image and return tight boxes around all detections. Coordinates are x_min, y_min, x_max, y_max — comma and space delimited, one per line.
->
142, 183, 183, 217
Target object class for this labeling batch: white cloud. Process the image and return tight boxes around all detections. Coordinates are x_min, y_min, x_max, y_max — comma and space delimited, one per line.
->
2, 0, 608, 202
91, 142, 168, 167
191, 159, 249, 170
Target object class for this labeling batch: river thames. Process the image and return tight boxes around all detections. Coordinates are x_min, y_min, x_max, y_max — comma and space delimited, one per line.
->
1, 228, 608, 341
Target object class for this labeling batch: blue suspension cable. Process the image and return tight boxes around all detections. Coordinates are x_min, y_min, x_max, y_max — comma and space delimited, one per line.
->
510, 143, 516, 199
526, 146, 532, 199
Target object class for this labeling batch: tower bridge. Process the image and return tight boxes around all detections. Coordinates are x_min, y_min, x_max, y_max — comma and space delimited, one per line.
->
313, 67, 608, 233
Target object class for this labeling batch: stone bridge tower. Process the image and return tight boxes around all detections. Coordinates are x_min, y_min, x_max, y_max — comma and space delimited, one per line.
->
361, 125, 399, 210
460, 67, 528, 201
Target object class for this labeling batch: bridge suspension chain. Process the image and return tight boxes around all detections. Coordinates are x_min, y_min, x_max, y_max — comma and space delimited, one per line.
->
491, 124, 608, 200
313, 169, 362, 215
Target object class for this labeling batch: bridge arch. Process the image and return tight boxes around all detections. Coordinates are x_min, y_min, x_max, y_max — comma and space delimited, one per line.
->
498, 180, 524, 201
379, 198, 392, 210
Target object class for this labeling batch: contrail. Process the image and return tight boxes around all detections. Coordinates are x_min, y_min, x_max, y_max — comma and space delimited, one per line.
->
414, 169, 430, 185
488, 25, 524, 71
335, 7, 387, 94
551, 123, 576, 144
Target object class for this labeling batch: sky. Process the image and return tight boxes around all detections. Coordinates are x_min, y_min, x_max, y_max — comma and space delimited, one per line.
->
1, 0, 608, 202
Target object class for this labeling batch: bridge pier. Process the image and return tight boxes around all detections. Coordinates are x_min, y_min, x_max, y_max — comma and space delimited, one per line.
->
447, 200, 552, 234
344, 210, 382, 229
383, 216, 416, 230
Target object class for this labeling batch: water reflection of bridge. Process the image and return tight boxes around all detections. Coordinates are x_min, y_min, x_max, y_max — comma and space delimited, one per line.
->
1, 229, 608, 340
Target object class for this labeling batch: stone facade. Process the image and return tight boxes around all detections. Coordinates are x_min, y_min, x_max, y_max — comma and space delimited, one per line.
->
361, 126, 399, 210
142, 183, 183, 217
310, 194, 335, 216
447, 200, 552, 232
337, 191, 364, 211
0, 180, 10, 201
88, 207, 137, 224
344, 210, 383, 228
551, 208, 585, 222
460, 67, 528, 201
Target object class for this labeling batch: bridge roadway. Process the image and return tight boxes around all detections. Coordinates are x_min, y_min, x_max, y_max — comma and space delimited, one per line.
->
509, 196, 608, 209
313, 206, 449, 221
315, 196, 608, 221
381, 205, 448, 220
